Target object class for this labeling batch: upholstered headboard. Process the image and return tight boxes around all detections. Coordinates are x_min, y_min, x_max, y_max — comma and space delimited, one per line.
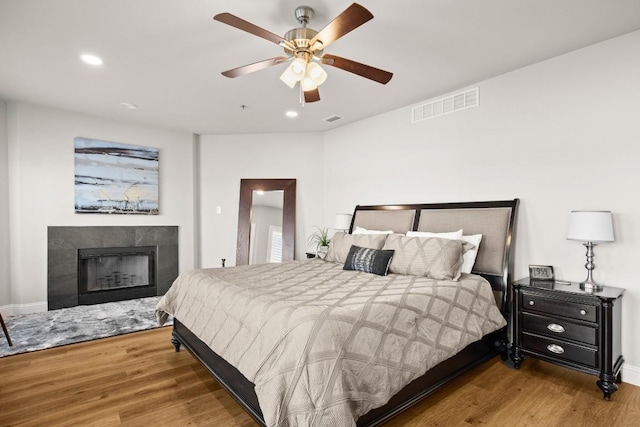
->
350, 199, 519, 313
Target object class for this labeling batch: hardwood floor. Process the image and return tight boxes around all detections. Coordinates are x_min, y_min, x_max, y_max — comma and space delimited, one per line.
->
1, 327, 638, 426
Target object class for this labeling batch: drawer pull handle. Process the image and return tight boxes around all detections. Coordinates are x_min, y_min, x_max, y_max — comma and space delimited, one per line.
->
528, 300, 535, 306
580, 309, 587, 316
547, 323, 565, 333
547, 344, 565, 354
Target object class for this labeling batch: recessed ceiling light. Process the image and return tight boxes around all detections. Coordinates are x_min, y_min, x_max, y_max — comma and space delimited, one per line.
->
80, 54, 103, 66
120, 102, 138, 110
285, 111, 298, 118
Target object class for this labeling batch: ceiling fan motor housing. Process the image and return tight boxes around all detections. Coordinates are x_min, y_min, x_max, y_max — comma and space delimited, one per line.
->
283, 27, 323, 59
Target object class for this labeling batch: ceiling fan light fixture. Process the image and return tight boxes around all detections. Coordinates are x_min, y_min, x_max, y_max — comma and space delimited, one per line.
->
280, 67, 298, 88
300, 73, 318, 92
290, 57, 307, 78
280, 57, 307, 88
306, 61, 327, 86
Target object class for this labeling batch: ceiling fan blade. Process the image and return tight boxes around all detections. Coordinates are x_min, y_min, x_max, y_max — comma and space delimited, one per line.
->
309, 3, 373, 49
321, 54, 393, 84
221, 56, 288, 78
214, 13, 295, 50
304, 88, 321, 103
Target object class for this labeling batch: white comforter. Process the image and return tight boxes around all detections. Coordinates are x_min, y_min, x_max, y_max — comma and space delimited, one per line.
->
156, 259, 506, 426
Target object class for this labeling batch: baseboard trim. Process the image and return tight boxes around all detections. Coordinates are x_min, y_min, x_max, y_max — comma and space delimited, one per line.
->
0, 301, 48, 316
622, 363, 640, 387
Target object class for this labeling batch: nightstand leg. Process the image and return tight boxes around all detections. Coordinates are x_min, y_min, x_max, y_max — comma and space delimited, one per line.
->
597, 374, 618, 400
510, 284, 523, 369
511, 345, 522, 369
598, 300, 622, 400
615, 372, 622, 384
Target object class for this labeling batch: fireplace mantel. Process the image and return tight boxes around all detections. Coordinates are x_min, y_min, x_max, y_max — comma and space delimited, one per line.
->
48, 226, 178, 310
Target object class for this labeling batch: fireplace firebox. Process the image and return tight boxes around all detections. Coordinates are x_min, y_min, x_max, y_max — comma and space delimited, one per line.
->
77, 246, 157, 305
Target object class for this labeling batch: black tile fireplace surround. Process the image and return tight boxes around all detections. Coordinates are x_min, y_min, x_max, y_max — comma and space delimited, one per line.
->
48, 226, 178, 310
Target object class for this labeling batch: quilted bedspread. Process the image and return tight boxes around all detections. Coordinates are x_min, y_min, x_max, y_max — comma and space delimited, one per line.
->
156, 259, 506, 427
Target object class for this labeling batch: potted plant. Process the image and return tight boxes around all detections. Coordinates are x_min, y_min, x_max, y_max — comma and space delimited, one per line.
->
308, 226, 330, 258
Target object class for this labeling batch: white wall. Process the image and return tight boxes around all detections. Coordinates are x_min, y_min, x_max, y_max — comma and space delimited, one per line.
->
5, 102, 196, 313
2, 29, 638, 385
0, 101, 10, 311
198, 133, 324, 268
322, 30, 640, 384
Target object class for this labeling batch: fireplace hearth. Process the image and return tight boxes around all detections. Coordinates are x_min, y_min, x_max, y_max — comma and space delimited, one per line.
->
48, 226, 178, 310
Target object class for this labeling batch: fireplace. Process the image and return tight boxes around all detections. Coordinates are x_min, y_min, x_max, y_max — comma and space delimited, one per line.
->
77, 246, 157, 305
48, 226, 179, 310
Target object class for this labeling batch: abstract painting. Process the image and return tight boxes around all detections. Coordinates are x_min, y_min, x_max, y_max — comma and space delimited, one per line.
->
74, 137, 159, 214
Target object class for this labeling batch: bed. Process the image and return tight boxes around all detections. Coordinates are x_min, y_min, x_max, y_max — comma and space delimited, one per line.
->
157, 199, 519, 426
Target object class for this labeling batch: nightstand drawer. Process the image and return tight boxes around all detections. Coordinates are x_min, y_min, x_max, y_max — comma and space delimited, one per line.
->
522, 312, 597, 346
522, 332, 598, 368
521, 293, 597, 322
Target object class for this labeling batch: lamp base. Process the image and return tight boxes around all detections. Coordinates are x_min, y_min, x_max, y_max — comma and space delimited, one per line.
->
579, 241, 603, 292
580, 280, 603, 293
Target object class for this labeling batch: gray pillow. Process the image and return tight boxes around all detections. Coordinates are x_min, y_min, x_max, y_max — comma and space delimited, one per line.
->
325, 232, 389, 264
343, 245, 395, 276
382, 234, 472, 280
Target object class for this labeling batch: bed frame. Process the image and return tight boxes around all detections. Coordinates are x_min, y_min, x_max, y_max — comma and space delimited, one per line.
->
171, 199, 519, 426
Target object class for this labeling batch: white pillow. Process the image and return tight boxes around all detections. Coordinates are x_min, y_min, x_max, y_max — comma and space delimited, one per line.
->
353, 226, 394, 235
406, 229, 463, 239
407, 230, 482, 273
459, 234, 483, 274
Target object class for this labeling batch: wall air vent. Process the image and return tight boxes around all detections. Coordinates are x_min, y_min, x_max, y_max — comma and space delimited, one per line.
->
412, 87, 479, 123
323, 115, 343, 123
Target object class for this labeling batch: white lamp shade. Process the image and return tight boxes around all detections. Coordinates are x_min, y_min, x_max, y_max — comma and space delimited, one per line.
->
279, 58, 307, 88
334, 213, 352, 231
290, 57, 306, 77
279, 67, 297, 88
300, 71, 317, 91
306, 61, 327, 86
567, 210, 614, 242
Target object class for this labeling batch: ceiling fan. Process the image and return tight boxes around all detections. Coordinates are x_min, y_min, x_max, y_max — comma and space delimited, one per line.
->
213, 3, 393, 104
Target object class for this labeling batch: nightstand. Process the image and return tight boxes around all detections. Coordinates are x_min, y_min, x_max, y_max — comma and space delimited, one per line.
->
511, 277, 624, 400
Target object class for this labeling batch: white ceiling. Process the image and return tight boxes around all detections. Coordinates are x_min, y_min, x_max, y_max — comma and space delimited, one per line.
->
1, 0, 640, 135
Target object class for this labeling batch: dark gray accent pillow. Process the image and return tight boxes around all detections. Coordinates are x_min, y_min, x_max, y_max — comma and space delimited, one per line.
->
343, 245, 395, 276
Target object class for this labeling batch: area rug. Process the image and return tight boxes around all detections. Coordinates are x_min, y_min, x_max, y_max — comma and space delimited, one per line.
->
0, 296, 172, 357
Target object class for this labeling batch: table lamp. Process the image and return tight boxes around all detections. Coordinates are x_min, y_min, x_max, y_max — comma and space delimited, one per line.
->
566, 210, 614, 292
334, 214, 353, 233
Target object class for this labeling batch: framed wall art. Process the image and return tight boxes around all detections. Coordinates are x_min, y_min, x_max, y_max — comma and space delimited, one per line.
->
74, 137, 159, 214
